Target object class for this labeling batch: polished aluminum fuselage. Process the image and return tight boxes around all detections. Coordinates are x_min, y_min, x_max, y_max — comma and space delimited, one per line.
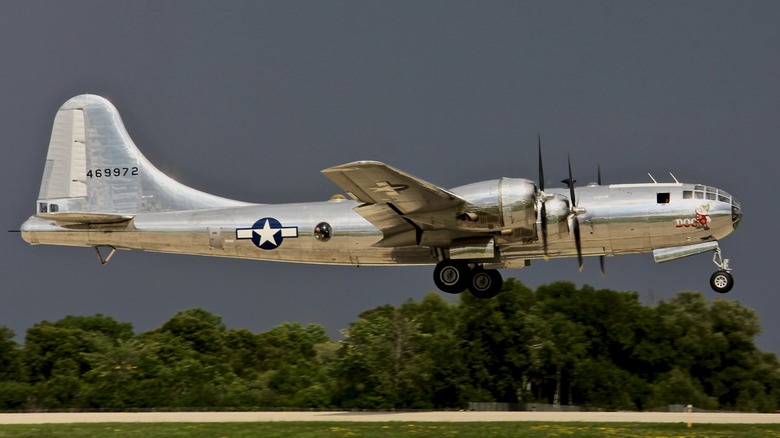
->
21, 182, 740, 268
20, 94, 741, 269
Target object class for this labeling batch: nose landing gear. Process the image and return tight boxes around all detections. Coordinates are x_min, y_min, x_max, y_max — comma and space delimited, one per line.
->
710, 248, 734, 293
433, 260, 503, 299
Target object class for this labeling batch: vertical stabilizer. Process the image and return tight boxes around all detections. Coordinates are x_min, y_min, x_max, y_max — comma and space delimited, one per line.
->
35, 95, 248, 219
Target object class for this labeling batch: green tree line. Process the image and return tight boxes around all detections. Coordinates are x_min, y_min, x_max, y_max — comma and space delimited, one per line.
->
0, 280, 778, 412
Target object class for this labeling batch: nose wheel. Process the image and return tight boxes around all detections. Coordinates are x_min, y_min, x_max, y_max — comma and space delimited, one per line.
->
710, 271, 734, 293
433, 260, 503, 298
710, 248, 734, 293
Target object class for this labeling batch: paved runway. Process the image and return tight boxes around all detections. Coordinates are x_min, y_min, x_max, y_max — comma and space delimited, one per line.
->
1, 411, 779, 424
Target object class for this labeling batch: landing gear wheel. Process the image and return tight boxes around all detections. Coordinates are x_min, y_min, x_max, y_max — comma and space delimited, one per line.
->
710, 270, 734, 294
468, 268, 503, 299
433, 260, 469, 294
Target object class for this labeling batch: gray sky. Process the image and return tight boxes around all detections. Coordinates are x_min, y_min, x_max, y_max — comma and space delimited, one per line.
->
3, 2, 779, 352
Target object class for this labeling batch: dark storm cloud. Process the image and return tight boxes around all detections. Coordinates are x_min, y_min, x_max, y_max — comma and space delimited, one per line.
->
2, 2, 779, 350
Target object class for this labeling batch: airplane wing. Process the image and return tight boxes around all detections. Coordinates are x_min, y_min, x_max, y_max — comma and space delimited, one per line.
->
322, 161, 462, 210
322, 161, 467, 243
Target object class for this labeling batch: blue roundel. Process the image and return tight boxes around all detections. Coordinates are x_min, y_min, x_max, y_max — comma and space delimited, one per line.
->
236, 217, 299, 250
252, 218, 284, 250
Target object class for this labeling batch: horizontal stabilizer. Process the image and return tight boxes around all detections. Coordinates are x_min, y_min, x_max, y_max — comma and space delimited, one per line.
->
35, 213, 134, 224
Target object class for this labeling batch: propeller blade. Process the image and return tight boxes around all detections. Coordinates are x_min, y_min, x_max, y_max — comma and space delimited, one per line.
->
561, 153, 582, 272
562, 154, 576, 206
537, 135, 548, 256
538, 135, 545, 192
573, 214, 583, 272
540, 203, 548, 256
599, 255, 605, 276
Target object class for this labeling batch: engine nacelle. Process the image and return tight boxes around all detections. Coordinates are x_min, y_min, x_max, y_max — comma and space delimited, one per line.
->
452, 178, 538, 232
542, 193, 571, 238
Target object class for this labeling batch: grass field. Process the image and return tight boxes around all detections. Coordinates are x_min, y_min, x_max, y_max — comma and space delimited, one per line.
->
0, 422, 779, 437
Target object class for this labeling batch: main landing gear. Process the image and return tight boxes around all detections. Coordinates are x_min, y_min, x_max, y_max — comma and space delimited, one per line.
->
710, 248, 734, 294
433, 260, 503, 299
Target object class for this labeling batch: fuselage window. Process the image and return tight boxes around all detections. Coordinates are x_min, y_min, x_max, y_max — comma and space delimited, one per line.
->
718, 194, 730, 203
39, 203, 48, 213
49, 204, 59, 212
683, 191, 693, 199
657, 193, 671, 204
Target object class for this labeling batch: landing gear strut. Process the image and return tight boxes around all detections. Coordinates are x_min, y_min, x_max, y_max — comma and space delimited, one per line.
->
710, 248, 734, 294
433, 260, 503, 299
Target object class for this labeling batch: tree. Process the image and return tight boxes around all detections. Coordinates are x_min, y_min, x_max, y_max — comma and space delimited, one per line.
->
254, 322, 333, 407
705, 298, 779, 411
158, 308, 226, 356
0, 326, 29, 410
2, 283, 778, 412
534, 282, 661, 409
129, 330, 232, 408
647, 292, 780, 412
23, 324, 98, 382
256, 322, 329, 371
224, 328, 262, 378
523, 311, 590, 406
0, 326, 19, 381
457, 278, 536, 403
400, 294, 469, 408
332, 304, 434, 409
81, 338, 160, 408
22, 324, 102, 408
50, 314, 133, 342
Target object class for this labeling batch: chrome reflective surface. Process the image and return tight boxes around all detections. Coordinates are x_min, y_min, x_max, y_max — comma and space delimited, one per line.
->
36, 95, 249, 217
22, 95, 742, 271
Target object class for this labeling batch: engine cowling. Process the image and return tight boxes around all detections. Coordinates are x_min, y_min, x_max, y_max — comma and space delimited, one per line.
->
542, 193, 571, 238
452, 178, 538, 232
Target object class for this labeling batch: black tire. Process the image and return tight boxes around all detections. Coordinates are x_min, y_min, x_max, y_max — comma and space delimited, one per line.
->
710, 270, 734, 294
433, 260, 469, 294
468, 268, 503, 299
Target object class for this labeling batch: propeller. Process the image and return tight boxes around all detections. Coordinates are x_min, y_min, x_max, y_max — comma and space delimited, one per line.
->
561, 154, 583, 272
538, 144, 599, 274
